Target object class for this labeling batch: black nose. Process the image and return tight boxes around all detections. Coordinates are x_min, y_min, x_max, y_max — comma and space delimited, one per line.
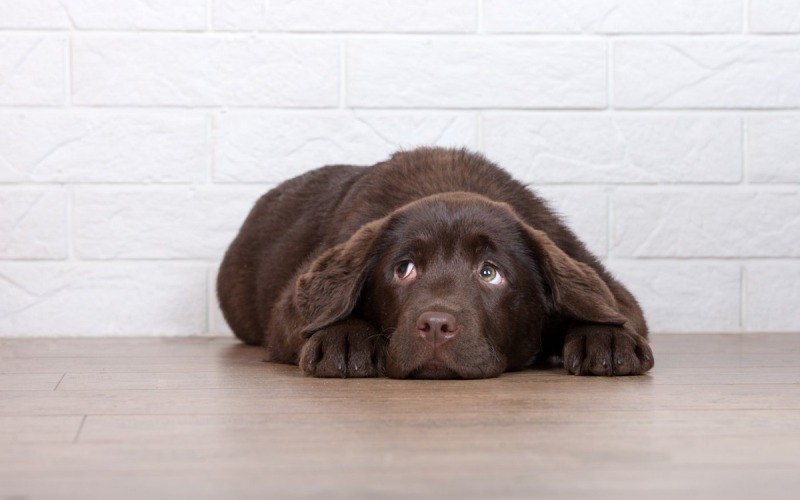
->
416, 311, 459, 346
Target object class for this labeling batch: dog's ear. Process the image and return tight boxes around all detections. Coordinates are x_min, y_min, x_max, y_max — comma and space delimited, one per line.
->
524, 226, 626, 326
294, 216, 389, 335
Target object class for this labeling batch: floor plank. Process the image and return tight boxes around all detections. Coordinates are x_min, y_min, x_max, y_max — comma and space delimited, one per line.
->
0, 333, 799, 499
4, 380, 800, 415
53, 364, 800, 390
0, 337, 238, 358
0, 415, 84, 444
0, 351, 264, 374
0, 373, 64, 391
1, 466, 795, 500
75, 410, 800, 443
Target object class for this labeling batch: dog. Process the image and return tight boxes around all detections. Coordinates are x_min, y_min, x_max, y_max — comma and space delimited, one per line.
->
217, 147, 653, 379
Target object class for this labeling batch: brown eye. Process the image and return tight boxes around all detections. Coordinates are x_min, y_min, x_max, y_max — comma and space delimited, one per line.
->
395, 261, 416, 281
479, 264, 503, 285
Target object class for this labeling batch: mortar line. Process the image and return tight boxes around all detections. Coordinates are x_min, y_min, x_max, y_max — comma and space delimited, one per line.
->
5, 30, 800, 39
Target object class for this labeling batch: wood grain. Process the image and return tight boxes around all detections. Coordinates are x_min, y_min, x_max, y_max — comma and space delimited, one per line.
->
1, 333, 799, 499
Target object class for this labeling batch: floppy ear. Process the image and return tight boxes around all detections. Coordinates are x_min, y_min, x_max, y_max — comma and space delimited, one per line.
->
525, 227, 626, 326
294, 216, 389, 335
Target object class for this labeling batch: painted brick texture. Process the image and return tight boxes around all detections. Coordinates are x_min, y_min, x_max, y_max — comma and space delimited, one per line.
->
1, 1, 798, 336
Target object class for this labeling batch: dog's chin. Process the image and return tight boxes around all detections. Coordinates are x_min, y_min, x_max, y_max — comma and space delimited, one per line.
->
395, 358, 506, 380
406, 361, 462, 380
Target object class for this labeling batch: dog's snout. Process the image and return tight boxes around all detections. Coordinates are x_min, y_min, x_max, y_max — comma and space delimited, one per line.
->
416, 311, 459, 346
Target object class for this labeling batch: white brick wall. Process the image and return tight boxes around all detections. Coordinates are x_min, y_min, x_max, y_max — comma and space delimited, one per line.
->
1, 1, 799, 336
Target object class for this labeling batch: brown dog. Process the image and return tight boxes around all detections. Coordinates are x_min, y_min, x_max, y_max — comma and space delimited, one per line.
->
217, 147, 653, 379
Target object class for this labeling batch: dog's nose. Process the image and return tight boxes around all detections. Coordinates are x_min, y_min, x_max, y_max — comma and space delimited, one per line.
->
416, 311, 459, 346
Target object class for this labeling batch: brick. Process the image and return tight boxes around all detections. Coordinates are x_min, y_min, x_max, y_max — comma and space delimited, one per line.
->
484, 115, 741, 184
0, 0, 205, 30
748, 116, 800, 183
609, 261, 741, 333
746, 262, 800, 331
214, 0, 475, 32
0, 112, 208, 183
0, 188, 66, 259
0, 263, 207, 336
484, 0, 740, 34
214, 112, 478, 182
0, 1, 69, 28
213, 0, 263, 31
72, 35, 339, 107
0, 35, 66, 106
615, 40, 800, 108
750, 0, 800, 33
347, 39, 606, 108
65, 0, 205, 30
537, 187, 608, 258
613, 190, 800, 257
73, 186, 264, 259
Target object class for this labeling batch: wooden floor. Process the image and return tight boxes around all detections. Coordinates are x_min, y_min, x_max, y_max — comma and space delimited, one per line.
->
1, 334, 799, 500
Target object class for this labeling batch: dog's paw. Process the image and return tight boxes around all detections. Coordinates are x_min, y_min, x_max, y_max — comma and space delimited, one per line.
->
299, 322, 384, 378
563, 324, 654, 376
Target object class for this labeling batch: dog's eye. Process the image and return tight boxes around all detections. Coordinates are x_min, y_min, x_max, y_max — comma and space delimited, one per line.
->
479, 264, 503, 285
395, 261, 416, 281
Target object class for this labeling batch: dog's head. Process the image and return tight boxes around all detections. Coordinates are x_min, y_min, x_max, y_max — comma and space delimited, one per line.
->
294, 193, 625, 379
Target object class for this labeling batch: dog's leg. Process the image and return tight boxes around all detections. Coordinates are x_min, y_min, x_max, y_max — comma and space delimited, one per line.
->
562, 278, 653, 376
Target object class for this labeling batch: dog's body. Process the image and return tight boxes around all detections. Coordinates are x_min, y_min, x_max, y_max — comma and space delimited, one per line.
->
218, 148, 653, 379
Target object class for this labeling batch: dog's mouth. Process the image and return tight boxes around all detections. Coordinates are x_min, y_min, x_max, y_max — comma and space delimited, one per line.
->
406, 360, 461, 379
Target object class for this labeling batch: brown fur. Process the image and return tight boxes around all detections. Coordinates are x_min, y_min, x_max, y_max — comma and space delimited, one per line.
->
217, 147, 653, 379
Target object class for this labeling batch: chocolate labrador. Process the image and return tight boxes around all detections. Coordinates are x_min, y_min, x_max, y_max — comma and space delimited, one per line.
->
217, 147, 653, 379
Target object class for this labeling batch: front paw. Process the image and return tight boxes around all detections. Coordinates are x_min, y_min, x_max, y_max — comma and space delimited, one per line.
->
299, 321, 384, 378
563, 324, 654, 376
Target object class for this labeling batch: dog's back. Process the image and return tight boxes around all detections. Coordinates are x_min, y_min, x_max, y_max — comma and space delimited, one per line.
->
217, 164, 365, 344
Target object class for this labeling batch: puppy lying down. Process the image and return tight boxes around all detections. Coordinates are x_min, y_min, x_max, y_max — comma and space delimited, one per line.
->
217, 148, 653, 379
